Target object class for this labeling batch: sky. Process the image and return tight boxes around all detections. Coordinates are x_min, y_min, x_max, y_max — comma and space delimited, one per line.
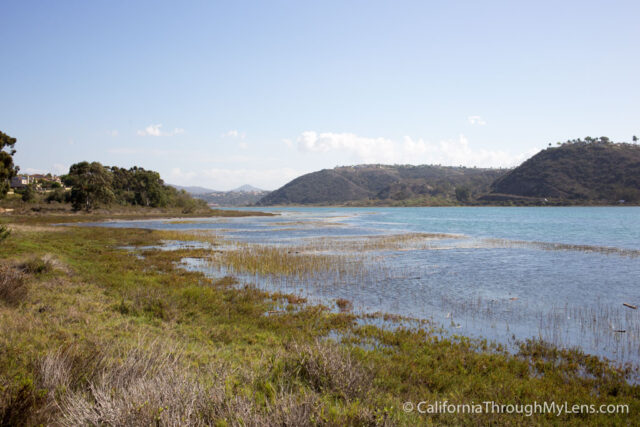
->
1, 0, 639, 190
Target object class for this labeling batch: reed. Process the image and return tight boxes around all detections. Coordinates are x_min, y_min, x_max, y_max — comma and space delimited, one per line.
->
209, 244, 362, 278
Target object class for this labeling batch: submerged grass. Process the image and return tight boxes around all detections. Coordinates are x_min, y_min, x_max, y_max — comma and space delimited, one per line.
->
485, 238, 640, 257
298, 232, 465, 252
0, 214, 639, 425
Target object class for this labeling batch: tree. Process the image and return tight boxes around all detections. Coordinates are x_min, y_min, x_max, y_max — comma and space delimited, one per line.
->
19, 184, 36, 202
0, 131, 19, 199
46, 187, 67, 204
67, 162, 114, 211
131, 168, 168, 207
633, 135, 638, 143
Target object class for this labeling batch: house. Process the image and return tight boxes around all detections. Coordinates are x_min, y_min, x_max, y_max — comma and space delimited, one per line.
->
9, 174, 63, 190
10, 175, 34, 189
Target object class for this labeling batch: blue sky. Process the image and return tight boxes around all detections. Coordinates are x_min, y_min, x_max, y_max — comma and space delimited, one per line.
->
2, 0, 639, 190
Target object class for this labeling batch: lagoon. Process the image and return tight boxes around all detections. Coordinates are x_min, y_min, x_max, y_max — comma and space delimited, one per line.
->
87, 207, 640, 365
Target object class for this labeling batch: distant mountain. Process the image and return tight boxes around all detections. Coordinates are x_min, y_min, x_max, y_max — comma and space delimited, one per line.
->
485, 138, 640, 203
232, 184, 264, 192
170, 184, 217, 195
169, 183, 269, 206
256, 164, 506, 205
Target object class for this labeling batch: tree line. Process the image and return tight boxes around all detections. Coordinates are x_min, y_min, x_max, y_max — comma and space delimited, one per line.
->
58, 161, 207, 211
0, 131, 207, 218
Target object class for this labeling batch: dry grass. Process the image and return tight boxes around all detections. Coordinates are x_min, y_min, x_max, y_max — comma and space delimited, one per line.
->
56, 350, 205, 426
2, 224, 65, 233
35, 342, 212, 426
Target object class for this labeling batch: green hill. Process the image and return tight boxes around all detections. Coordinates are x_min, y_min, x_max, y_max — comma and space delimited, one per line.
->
256, 164, 506, 205
487, 138, 640, 203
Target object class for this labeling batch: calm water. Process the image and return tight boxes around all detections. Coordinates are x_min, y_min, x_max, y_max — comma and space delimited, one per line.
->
85, 207, 640, 364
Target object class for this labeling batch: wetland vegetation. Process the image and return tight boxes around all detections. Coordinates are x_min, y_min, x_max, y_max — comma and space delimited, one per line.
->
1, 212, 639, 425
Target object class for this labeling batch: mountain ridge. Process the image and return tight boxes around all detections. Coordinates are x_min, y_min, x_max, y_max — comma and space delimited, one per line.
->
257, 139, 640, 206
257, 164, 506, 205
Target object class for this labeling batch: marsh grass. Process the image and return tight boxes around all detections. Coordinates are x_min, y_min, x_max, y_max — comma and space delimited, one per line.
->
193, 230, 640, 363
209, 243, 365, 279
435, 291, 640, 364
297, 232, 464, 252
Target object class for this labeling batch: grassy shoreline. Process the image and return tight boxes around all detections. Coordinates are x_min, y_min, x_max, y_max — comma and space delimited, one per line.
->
0, 204, 274, 226
1, 213, 639, 425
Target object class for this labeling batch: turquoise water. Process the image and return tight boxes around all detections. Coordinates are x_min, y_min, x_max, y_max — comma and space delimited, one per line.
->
240, 206, 640, 249
85, 207, 640, 364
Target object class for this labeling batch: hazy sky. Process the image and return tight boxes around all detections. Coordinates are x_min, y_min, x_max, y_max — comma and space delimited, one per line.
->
2, 1, 639, 190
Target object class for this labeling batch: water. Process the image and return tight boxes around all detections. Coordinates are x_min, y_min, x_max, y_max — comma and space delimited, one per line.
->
82, 207, 640, 364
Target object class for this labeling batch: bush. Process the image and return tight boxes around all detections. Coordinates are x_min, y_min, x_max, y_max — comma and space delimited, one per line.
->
283, 340, 372, 400
45, 188, 68, 204
20, 256, 54, 275
0, 224, 9, 243
0, 264, 27, 305
17, 184, 37, 203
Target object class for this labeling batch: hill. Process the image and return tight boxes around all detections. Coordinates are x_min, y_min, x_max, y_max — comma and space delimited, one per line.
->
256, 164, 506, 205
232, 184, 265, 192
170, 185, 218, 195
487, 138, 640, 203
